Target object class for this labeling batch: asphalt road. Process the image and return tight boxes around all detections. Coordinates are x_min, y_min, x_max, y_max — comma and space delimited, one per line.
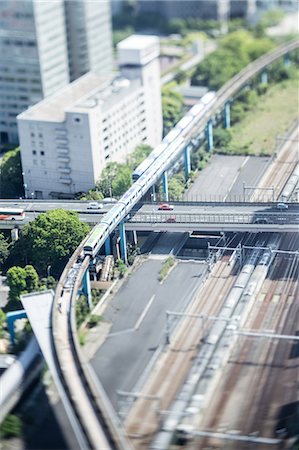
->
91, 256, 206, 408
184, 155, 270, 200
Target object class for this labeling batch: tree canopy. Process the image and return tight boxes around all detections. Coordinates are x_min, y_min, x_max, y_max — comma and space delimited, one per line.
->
0, 233, 9, 267
162, 83, 184, 136
127, 144, 152, 170
0, 148, 23, 198
9, 210, 89, 277
6, 265, 39, 303
96, 162, 132, 198
191, 30, 275, 90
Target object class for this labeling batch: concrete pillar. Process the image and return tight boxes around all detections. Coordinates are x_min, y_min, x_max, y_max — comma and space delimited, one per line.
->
224, 102, 231, 129
82, 269, 92, 310
11, 228, 19, 242
206, 120, 214, 151
261, 71, 268, 85
105, 236, 111, 255
284, 53, 290, 67
119, 221, 127, 264
151, 185, 156, 202
132, 230, 138, 247
7, 310, 27, 346
184, 145, 191, 179
163, 171, 169, 202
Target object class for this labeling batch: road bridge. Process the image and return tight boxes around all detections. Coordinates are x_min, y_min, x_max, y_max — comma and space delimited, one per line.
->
3, 40, 298, 450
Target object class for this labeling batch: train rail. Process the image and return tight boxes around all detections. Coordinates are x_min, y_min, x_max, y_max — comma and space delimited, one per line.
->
51, 240, 132, 450
2, 39, 294, 448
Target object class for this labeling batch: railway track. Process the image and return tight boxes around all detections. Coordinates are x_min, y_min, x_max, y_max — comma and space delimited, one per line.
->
45, 39, 299, 450
196, 233, 298, 450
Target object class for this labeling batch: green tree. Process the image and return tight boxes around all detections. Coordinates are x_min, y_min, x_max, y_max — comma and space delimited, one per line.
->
0, 415, 22, 438
24, 265, 39, 292
213, 128, 233, 148
162, 83, 184, 136
168, 176, 185, 200
78, 190, 104, 201
0, 233, 9, 266
0, 148, 23, 199
96, 162, 132, 198
127, 144, 152, 170
6, 266, 27, 302
6, 264, 39, 303
9, 210, 89, 278
115, 259, 127, 277
191, 30, 275, 90
0, 308, 7, 338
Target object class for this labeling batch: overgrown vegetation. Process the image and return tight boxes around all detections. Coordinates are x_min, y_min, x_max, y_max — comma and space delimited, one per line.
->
159, 257, 175, 282
0, 414, 22, 438
0, 148, 23, 199
220, 76, 299, 156
191, 30, 275, 89
162, 83, 184, 137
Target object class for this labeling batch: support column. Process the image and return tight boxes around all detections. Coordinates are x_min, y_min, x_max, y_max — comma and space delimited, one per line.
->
82, 269, 92, 310
104, 236, 111, 255
206, 120, 214, 151
151, 185, 156, 202
119, 221, 127, 264
184, 145, 191, 179
261, 71, 268, 85
132, 230, 138, 247
224, 102, 231, 129
162, 171, 169, 202
284, 53, 290, 67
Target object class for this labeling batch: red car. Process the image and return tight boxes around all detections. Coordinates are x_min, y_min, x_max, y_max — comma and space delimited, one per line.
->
166, 216, 176, 223
158, 203, 174, 211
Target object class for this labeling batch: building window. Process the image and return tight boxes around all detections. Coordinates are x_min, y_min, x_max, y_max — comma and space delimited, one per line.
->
32, 150, 36, 155
40, 151, 45, 156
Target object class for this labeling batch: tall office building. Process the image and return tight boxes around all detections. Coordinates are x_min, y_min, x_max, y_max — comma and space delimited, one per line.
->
65, 0, 113, 81
0, 0, 69, 146
0, 0, 113, 149
138, 0, 230, 21
17, 35, 162, 199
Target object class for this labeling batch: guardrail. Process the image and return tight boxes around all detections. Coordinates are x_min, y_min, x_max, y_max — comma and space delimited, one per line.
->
51, 230, 131, 450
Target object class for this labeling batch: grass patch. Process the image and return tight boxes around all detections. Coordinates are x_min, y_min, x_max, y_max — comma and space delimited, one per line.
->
159, 257, 175, 282
227, 77, 299, 155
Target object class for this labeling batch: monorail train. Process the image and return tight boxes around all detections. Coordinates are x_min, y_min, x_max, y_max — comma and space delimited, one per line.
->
132, 91, 216, 181
83, 91, 216, 257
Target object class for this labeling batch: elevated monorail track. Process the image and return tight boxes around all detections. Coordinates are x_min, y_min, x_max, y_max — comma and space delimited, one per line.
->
3, 39, 295, 448
52, 242, 132, 450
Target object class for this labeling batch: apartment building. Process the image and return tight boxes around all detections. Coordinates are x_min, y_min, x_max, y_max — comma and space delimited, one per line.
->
0, 0, 113, 149
17, 35, 162, 199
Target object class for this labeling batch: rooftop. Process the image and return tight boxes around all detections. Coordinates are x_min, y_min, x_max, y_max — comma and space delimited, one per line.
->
17, 72, 137, 123
117, 34, 159, 51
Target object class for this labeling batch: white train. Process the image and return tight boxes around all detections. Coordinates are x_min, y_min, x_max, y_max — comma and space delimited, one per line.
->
84, 92, 216, 257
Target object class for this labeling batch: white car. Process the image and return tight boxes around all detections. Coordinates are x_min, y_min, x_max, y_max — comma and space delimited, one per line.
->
87, 202, 103, 210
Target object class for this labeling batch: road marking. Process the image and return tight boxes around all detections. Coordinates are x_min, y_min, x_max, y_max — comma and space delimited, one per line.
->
224, 156, 250, 201
108, 328, 134, 338
134, 295, 156, 330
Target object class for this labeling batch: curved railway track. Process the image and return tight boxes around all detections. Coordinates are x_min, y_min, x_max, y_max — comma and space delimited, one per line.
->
49, 39, 299, 449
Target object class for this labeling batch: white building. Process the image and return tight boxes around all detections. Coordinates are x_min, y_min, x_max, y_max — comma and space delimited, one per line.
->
0, 0, 113, 149
17, 35, 162, 199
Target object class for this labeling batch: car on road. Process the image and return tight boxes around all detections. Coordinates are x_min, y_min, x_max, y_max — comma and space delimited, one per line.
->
166, 216, 176, 223
158, 203, 174, 211
276, 202, 288, 209
87, 202, 103, 210
254, 217, 268, 224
